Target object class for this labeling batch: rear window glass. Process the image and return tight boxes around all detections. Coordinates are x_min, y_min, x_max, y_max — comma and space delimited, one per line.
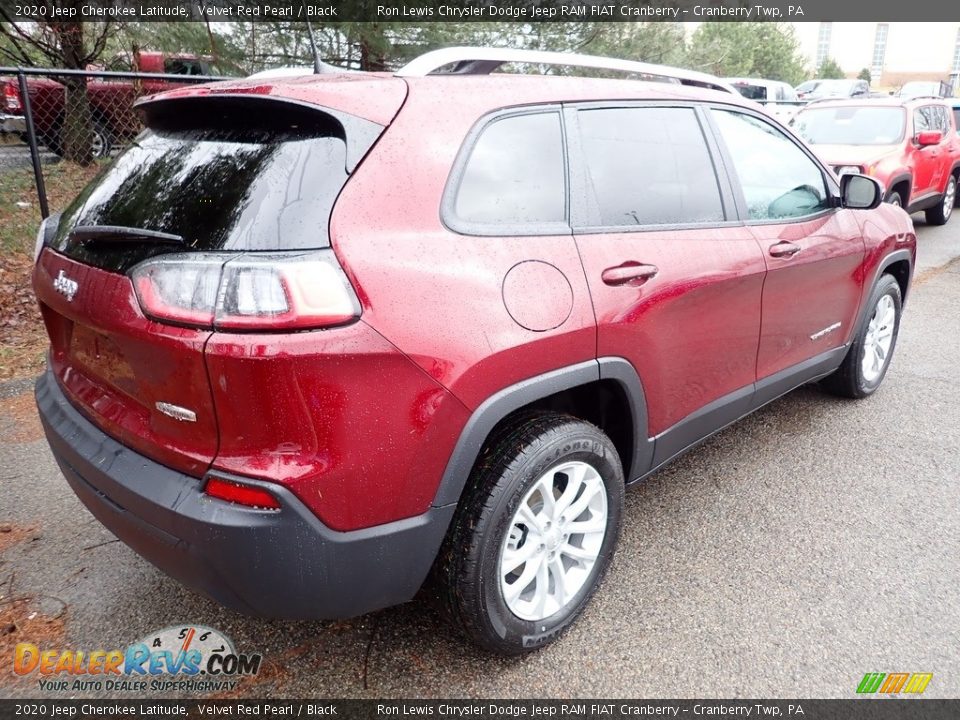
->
954, 108, 960, 133
53, 108, 349, 273
452, 112, 566, 230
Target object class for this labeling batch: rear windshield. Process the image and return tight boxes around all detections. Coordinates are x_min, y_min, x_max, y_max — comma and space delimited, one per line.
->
52, 104, 353, 273
793, 106, 906, 146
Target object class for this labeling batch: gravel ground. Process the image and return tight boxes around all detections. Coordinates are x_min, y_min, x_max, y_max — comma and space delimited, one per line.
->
0, 218, 958, 700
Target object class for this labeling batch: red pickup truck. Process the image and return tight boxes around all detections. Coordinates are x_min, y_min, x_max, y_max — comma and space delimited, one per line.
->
1, 52, 217, 158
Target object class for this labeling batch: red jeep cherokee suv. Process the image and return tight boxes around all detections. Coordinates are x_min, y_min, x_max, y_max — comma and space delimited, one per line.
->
32, 49, 916, 654
793, 97, 960, 224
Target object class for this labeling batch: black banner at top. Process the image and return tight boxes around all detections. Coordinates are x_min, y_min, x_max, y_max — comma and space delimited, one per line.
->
4, 0, 960, 22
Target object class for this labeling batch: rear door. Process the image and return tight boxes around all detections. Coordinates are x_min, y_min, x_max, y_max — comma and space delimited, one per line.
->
707, 107, 865, 394
567, 103, 766, 469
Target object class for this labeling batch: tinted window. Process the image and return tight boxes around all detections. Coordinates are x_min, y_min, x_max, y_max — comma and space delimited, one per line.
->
713, 110, 829, 221
577, 107, 724, 227
164, 58, 209, 75
953, 108, 960, 134
54, 109, 350, 273
454, 113, 565, 227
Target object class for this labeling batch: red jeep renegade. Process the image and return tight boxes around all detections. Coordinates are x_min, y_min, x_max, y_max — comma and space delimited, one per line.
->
32, 48, 916, 654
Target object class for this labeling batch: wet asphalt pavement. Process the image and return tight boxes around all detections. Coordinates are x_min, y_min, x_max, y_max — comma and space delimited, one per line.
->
1, 217, 958, 700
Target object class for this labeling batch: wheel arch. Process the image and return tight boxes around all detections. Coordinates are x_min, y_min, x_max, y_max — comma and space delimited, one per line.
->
886, 172, 912, 203
855, 250, 913, 334
431, 358, 652, 508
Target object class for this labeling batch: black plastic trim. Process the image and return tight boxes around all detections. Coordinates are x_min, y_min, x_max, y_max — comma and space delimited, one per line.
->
860, 248, 914, 317
884, 172, 913, 200
643, 345, 848, 480
36, 368, 452, 620
432, 358, 651, 506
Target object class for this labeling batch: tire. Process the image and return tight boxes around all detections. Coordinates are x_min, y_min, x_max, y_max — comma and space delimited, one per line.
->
89, 118, 113, 160
821, 274, 902, 399
924, 174, 956, 226
51, 118, 112, 160
885, 190, 903, 208
435, 413, 624, 655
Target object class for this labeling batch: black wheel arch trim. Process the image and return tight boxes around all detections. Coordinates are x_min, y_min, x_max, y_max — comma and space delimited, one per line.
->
863, 249, 913, 321
885, 173, 912, 200
431, 357, 652, 508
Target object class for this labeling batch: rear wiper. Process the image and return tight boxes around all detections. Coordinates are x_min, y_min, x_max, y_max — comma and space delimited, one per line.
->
69, 225, 185, 247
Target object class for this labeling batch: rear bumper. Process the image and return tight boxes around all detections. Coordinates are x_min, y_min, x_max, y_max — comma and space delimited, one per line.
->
35, 368, 454, 619
0, 113, 26, 134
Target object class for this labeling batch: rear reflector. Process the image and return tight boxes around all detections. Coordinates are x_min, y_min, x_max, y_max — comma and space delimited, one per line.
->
204, 476, 281, 510
130, 250, 359, 331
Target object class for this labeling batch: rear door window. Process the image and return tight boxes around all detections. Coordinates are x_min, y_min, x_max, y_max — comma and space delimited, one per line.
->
450, 112, 566, 232
575, 106, 725, 227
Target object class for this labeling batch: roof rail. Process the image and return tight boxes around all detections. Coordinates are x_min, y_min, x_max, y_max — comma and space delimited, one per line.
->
395, 46, 737, 95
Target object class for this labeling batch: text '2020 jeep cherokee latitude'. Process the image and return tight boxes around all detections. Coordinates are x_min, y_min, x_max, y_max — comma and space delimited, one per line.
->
32, 48, 916, 655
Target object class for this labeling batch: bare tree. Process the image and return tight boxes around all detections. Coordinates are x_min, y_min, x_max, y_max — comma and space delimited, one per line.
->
0, 7, 115, 165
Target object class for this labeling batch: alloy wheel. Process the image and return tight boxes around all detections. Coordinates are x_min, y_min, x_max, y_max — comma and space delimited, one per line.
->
861, 294, 896, 383
499, 461, 608, 622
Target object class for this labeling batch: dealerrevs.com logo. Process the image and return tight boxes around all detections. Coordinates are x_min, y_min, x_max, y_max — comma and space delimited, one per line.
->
13, 625, 262, 693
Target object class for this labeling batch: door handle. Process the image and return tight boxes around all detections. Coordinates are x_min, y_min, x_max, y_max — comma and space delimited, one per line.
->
768, 241, 801, 258
601, 262, 659, 287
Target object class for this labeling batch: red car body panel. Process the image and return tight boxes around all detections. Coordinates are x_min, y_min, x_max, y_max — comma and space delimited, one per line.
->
33, 251, 218, 477
751, 211, 866, 378
576, 226, 765, 436
204, 324, 469, 531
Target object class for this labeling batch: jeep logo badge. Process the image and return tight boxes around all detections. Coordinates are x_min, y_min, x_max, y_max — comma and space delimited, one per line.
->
53, 269, 78, 302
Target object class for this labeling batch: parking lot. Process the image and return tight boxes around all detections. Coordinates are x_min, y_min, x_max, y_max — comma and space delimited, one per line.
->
1, 217, 958, 700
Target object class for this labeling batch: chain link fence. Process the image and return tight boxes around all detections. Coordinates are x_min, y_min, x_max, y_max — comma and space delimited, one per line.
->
0, 66, 229, 217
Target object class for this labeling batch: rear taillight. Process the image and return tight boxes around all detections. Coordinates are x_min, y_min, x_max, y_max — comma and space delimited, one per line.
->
130, 250, 360, 331
204, 476, 281, 511
3, 82, 22, 113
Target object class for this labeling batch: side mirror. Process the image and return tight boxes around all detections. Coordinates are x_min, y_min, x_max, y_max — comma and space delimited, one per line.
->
840, 174, 883, 210
916, 131, 943, 146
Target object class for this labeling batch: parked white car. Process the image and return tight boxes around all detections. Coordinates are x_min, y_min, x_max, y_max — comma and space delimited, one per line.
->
726, 77, 802, 122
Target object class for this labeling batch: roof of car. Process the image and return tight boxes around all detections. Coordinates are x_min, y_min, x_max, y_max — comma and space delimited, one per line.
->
145, 70, 757, 127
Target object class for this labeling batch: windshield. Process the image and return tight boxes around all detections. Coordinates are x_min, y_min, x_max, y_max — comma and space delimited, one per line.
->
898, 81, 941, 99
793, 106, 906, 145
732, 82, 768, 101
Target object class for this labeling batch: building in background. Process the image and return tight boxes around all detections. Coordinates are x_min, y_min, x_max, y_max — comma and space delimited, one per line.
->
793, 22, 960, 90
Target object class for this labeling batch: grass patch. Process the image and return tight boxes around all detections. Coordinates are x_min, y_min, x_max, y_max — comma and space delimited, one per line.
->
0, 160, 101, 381
0, 161, 102, 254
